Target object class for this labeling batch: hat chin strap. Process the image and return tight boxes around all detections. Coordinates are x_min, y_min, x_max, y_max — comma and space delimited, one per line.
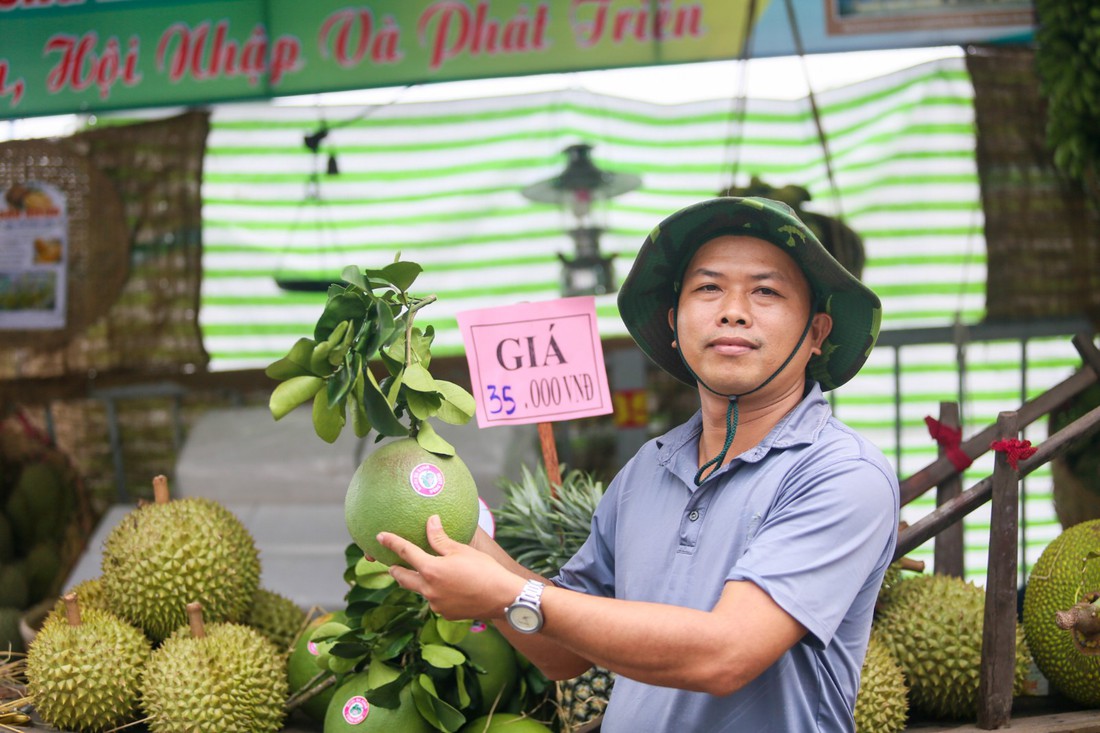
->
673, 307, 816, 486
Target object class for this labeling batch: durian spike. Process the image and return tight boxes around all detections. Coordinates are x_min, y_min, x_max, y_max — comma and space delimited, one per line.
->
62, 592, 81, 626
899, 557, 925, 573
153, 475, 170, 504
186, 602, 206, 638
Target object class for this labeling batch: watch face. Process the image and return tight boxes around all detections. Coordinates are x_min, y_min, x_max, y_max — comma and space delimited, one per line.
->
509, 605, 541, 632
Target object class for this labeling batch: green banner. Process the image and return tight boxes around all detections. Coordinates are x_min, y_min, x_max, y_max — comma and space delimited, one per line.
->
0, 0, 769, 120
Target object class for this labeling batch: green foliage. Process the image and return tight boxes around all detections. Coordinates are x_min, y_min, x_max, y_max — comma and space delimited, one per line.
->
301, 544, 550, 732
265, 259, 476, 455
1035, 0, 1100, 188
495, 464, 606, 577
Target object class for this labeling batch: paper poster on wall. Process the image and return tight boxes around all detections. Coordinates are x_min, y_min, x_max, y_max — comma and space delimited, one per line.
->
0, 180, 67, 329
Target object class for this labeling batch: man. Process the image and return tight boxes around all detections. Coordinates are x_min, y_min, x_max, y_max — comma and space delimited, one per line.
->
379, 197, 900, 732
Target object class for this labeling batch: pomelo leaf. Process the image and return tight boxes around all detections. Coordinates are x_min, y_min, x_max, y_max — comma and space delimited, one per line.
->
380, 260, 423, 292
362, 372, 408, 437
434, 380, 476, 421
310, 622, 351, 641
377, 631, 414, 661
351, 376, 372, 438
356, 299, 396, 360
265, 338, 316, 379
422, 643, 466, 669
328, 320, 355, 365
413, 676, 466, 732
419, 617, 444, 646
406, 390, 442, 420
367, 658, 402, 691
309, 341, 334, 375
312, 389, 345, 443
403, 362, 437, 392
341, 265, 368, 290
365, 676, 404, 709
415, 421, 456, 456
314, 292, 366, 342
269, 375, 323, 420
327, 363, 357, 408
455, 665, 472, 710
327, 653, 359, 674
435, 618, 471, 645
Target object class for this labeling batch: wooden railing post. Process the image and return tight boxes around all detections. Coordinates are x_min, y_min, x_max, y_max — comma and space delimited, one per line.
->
977, 410, 1021, 730
934, 401, 965, 578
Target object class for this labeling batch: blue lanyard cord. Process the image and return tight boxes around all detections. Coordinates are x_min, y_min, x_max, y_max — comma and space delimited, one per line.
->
673, 307, 817, 485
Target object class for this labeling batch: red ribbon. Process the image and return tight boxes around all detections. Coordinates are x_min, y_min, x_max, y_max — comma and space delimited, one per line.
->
990, 438, 1037, 471
925, 416, 974, 472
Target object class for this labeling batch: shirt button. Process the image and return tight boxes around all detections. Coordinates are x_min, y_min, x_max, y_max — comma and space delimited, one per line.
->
688, 510, 700, 521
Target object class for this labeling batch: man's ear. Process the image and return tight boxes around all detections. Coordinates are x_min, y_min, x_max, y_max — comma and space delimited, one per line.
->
809, 312, 833, 356
667, 307, 677, 347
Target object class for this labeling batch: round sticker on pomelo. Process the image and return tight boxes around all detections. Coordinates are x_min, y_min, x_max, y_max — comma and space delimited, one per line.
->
410, 463, 445, 497
343, 695, 369, 724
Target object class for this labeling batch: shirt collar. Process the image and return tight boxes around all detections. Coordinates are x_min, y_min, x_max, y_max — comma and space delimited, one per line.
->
655, 380, 832, 474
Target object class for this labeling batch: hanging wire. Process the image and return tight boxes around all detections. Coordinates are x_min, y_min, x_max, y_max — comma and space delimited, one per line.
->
722, 0, 759, 187
782, 0, 844, 221
274, 86, 414, 291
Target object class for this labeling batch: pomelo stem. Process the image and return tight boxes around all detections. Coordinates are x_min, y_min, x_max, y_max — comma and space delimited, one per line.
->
186, 602, 206, 638
62, 592, 81, 626
153, 475, 170, 504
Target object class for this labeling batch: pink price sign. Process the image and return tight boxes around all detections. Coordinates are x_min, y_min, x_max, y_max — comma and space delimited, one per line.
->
456, 296, 613, 428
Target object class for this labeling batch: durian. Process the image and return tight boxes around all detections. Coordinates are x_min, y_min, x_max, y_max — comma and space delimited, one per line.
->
1022, 518, 1100, 705
140, 602, 288, 733
48, 577, 110, 622
244, 587, 306, 652
100, 475, 260, 641
875, 573, 1030, 720
854, 634, 908, 733
26, 593, 151, 732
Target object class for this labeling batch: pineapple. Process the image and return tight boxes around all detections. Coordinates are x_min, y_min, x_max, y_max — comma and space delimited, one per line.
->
495, 464, 615, 732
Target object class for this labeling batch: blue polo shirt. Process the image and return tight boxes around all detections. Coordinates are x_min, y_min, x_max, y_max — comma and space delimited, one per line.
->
552, 382, 899, 733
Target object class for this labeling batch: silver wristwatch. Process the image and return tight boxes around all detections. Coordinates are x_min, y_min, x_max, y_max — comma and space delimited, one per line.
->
505, 579, 545, 634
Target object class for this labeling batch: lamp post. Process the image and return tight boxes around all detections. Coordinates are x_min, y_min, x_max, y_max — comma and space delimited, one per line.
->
521, 143, 641, 297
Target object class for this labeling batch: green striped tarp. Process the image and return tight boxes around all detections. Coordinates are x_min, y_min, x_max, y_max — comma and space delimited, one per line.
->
201, 56, 1081, 584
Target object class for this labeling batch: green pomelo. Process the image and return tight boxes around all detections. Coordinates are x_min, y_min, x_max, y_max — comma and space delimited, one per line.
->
1022, 519, 1100, 706
345, 438, 480, 568
324, 674, 432, 733
458, 712, 554, 732
456, 621, 519, 714
287, 611, 345, 723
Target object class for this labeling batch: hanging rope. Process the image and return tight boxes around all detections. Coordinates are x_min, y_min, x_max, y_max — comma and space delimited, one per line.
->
723, 0, 759, 185
782, 0, 844, 220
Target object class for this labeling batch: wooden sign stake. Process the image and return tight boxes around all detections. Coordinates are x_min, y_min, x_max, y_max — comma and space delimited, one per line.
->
537, 422, 562, 499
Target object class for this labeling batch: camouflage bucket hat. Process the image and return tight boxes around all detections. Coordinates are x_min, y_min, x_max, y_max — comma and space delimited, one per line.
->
616, 196, 882, 391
